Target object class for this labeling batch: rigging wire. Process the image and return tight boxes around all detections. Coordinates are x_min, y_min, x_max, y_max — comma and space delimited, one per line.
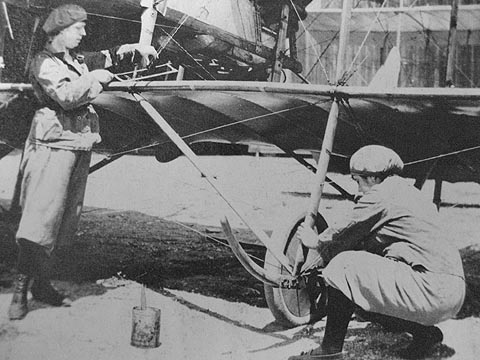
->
156, 13, 190, 58
157, 26, 217, 80
405, 145, 480, 166
290, 0, 363, 59
288, 0, 331, 84
304, 35, 339, 80
343, 0, 389, 83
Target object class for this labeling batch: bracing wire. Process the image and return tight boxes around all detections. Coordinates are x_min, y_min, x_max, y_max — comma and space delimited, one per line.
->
157, 26, 217, 80
156, 13, 190, 57
343, 0, 389, 83
288, 0, 331, 84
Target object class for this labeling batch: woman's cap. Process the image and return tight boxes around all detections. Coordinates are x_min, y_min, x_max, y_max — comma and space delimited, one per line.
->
350, 145, 404, 177
42, 4, 87, 35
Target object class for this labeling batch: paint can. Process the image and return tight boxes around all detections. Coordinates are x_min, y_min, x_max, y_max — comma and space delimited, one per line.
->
131, 305, 161, 348
130, 285, 161, 348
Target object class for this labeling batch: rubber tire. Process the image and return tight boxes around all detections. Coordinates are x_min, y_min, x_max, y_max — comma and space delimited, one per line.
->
263, 210, 328, 327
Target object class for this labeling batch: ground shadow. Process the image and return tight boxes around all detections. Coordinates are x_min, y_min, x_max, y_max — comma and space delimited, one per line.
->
0, 207, 268, 307
1, 206, 480, 318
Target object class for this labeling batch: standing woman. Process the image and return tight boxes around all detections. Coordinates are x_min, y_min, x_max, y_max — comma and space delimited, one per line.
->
289, 145, 465, 359
8, 4, 156, 320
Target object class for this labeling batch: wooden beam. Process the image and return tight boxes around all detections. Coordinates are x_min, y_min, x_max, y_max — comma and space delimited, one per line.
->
445, 0, 459, 86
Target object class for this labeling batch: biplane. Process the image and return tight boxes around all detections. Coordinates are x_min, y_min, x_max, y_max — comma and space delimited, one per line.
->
1, 0, 480, 327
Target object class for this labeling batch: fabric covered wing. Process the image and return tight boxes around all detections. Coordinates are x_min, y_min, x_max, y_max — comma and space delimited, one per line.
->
3, 81, 480, 183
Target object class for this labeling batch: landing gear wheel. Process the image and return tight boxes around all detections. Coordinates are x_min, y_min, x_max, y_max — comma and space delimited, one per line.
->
263, 211, 328, 327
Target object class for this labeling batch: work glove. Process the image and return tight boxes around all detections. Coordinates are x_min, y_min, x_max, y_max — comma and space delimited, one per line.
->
116, 43, 158, 68
297, 222, 319, 249
90, 69, 114, 85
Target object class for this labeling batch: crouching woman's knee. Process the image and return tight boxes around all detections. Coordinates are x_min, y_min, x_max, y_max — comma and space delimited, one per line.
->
322, 251, 360, 283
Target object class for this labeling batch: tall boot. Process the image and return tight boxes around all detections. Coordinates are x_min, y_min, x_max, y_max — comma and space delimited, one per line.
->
398, 320, 443, 359
8, 274, 30, 320
30, 246, 72, 307
288, 287, 355, 360
8, 239, 35, 320
320, 287, 356, 355
357, 311, 443, 359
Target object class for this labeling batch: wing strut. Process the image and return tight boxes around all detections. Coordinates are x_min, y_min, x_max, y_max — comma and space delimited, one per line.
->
130, 91, 294, 283
293, 0, 353, 275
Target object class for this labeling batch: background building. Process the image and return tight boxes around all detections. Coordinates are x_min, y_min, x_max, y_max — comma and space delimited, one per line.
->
298, 0, 480, 87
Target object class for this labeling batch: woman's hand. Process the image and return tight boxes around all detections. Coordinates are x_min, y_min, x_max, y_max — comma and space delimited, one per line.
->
117, 43, 158, 68
297, 223, 319, 249
90, 69, 114, 84
133, 44, 158, 67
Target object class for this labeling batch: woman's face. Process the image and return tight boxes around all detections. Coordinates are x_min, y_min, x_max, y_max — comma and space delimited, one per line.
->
351, 174, 378, 194
58, 21, 86, 50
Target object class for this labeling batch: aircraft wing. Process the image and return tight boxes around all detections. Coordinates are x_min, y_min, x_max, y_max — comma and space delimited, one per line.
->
95, 81, 480, 184
2, 81, 480, 184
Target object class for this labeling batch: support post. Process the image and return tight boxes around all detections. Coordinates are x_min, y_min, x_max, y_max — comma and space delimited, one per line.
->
133, 0, 158, 78
293, 0, 352, 274
444, 0, 459, 86
433, 179, 442, 210
269, 2, 289, 82
175, 65, 184, 80
413, 159, 438, 190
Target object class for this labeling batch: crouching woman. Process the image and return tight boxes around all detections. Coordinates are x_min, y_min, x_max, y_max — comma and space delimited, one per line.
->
290, 145, 465, 359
